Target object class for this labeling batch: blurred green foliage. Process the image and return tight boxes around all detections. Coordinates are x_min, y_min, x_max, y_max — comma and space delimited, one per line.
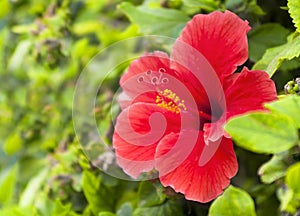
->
1, 0, 300, 215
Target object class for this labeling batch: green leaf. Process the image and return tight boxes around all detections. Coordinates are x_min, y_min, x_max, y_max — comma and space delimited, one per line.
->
225, 112, 298, 154
209, 186, 256, 216
288, 0, 300, 32
0, 164, 18, 205
117, 202, 132, 216
264, 95, 300, 128
51, 200, 79, 216
277, 186, 295, 213
0, 0, 10, 19
19, 167, 49, 207
278, 162, 300, 213
118, 2, 190, 38
0, 205, 37, 216
137, 181, 166, 207
253, 33, 300, 76
286, 162, 300, 195
7, 40, 31, 71
182, 0, 219, 12
133, 199, 183, 216
258, 154, 287, 184
248, 23, 290, 62
82, 171, 115, 215
3, 130, 23, 155
98, 212, 117, 216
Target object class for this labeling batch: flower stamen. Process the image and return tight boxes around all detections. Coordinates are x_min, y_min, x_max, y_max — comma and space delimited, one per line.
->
155, 89, 187, 114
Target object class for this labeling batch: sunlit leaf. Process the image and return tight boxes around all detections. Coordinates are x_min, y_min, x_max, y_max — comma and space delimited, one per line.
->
19, 168, 49, 207
98, 212, 116, 216
0, 205, 37, 216
265, 95, 300, 128
209, 186, 256, 216
286, 162, 300, 195
288, 0, 300, 33
51, 200, 79, 216
225, 112, 298, 154
3, 131, 23, 155
0, 0, 10, 19
0, 164, 18, 205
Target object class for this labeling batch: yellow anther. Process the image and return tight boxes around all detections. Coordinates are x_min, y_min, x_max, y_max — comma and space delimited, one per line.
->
155, 89, 187, 114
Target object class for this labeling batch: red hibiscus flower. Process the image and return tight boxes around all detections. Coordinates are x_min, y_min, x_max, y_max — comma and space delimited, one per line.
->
113, 10, 277, 202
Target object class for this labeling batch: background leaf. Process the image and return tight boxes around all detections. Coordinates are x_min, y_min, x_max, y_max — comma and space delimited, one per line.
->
248, 23, 290, 62
286, 162, 300, 195
19, 167, 49, 207
258, 154, 287, 184
278, 163, 300, 213
209, 186, 256, 216
253, 33, 300, 76
118, 2, 190, 38
137, 181, 166, 207
0, 164, 18, 205
133, 199, 183, 216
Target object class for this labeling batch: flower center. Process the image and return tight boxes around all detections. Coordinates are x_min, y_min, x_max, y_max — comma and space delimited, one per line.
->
155, 89, 187, 114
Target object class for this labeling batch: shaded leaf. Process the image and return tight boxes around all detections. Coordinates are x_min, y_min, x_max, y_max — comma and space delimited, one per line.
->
137, 181, 166, 207
182, 0, 219, 12
278, 162, 300, 213
248, 23, 290, 62
258, 155, 287, 184
253, 33, 300, 76
118, 2, 189, 38
133, 199, 183, 216
117, 202, 132, 216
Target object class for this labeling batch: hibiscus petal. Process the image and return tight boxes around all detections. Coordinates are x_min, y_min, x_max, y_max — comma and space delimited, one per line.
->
200, 68, 277, 166
119, 51, 175, 109
113, 102, 182, 178
120, 51, 170, 86
175, 10, 250, 80
225, 67, 277, 119
155, 131, 238, 203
